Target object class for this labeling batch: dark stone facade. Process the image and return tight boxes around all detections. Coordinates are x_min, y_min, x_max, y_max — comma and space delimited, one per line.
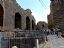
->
49, 0, 64, 33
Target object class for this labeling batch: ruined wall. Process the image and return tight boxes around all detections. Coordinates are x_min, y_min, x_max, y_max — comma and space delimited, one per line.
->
0, 0, 35, 31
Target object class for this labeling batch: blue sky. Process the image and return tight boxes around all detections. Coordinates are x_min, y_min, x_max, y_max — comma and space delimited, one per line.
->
16, 0, 51, 23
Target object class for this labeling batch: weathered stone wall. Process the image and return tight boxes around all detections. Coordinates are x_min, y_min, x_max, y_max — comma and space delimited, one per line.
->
0, 0, 35, 31
47, 14, 54, 29
50, 0, 64, 33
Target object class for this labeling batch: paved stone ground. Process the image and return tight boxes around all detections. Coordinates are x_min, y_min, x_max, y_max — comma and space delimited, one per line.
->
40, 35, 64, 48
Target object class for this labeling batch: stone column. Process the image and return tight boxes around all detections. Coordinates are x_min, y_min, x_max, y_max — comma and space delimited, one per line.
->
3, 0, 5, 31
36, 39, 39, 48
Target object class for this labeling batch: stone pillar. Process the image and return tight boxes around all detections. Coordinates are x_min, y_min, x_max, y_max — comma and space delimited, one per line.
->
3, 0, 5, 31
36, 39, 39, 48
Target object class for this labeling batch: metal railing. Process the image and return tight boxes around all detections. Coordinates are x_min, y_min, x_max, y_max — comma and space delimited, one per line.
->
0, 30, 61, 48
0, 30, 59, 39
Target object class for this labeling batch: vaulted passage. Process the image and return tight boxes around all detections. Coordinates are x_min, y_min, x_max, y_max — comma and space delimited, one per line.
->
15, 13, 21, 29
26, 17, 30, 30
0, 4, 4, 27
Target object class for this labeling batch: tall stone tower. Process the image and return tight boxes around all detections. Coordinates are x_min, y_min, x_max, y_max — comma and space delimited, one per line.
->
50, 0, 64, 33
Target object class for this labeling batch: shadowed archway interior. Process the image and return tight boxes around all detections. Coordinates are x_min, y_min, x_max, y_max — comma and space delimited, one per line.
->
0, 4, 4, 27
32, 20, 34, 30
26, 17, 30, 30
15, 13, 21, 29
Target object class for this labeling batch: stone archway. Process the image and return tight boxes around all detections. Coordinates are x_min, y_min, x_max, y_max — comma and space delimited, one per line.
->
15, 13, 21, 29
26, 17, 30, 30
0, 4, 4, 27
32, 20, 34, 30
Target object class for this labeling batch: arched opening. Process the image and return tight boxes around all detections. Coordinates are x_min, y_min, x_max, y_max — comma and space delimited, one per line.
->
32, 20, 34, 30
15, 13, 21, 29
26, 17, 30, 30
0, 4, 4, 27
